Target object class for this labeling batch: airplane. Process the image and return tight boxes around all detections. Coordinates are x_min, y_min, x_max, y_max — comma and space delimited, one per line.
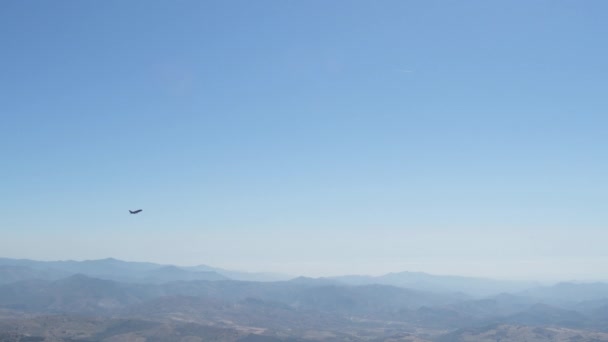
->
129, 209, 143, 214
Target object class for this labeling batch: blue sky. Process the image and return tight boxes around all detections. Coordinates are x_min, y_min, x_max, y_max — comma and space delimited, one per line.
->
1, 1, 608, 280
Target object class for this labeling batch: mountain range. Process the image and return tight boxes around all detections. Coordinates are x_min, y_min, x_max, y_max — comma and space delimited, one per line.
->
0, 258, 539, 297
0, 257, 290, 284
2, 257, 608, 341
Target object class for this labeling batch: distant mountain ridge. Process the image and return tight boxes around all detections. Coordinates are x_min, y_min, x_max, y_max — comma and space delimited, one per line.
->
521, 282, 608, 304
0, 265, 67, 284
0, 257, 537, 296
2, 273, 608, 340
0, 257, 291, 284
0, 273, 465, 317
1, 261, 608, 341
2, 257, 607, 299
330, 271, 539, 296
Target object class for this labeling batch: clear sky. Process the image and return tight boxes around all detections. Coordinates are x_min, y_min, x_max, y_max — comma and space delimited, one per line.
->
2, 1, 608, 281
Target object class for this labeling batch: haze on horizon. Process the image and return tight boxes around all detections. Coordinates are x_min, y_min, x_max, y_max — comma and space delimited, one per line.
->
2, 1, 608, 283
